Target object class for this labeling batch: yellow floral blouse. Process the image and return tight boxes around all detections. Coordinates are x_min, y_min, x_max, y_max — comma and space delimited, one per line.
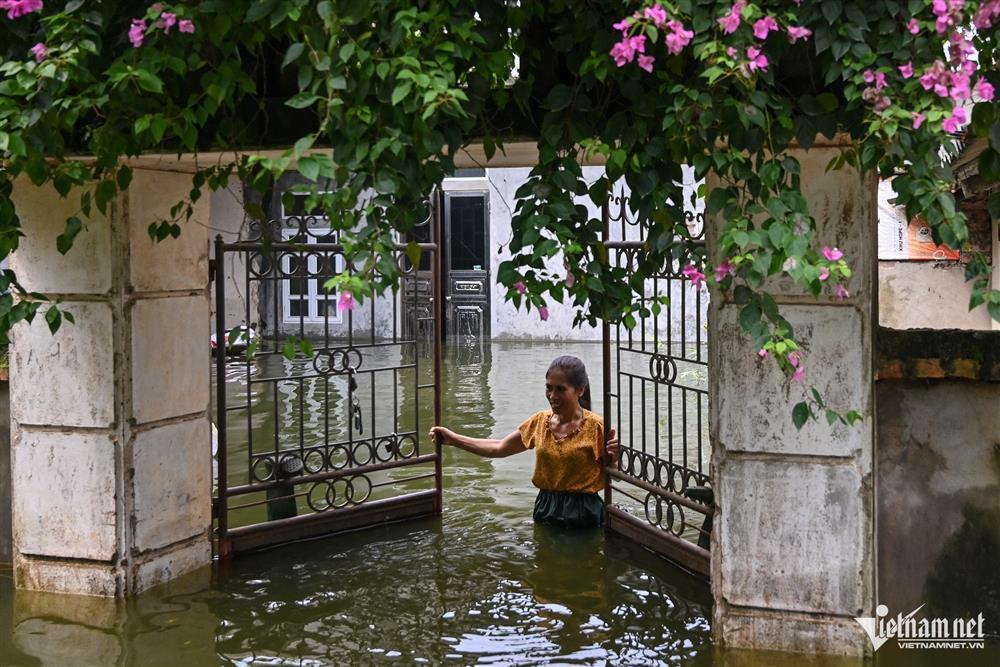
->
518, 409, 606, 494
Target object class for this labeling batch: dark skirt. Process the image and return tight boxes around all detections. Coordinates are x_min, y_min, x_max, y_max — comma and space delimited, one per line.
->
533, 489, 605, 528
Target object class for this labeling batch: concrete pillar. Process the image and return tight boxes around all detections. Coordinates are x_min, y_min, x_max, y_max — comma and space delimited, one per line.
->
708, 137, 877, 655
9, 168, 212, 596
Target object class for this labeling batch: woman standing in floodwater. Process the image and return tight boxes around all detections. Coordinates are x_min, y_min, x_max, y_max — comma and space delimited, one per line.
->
429, 355, 619, 528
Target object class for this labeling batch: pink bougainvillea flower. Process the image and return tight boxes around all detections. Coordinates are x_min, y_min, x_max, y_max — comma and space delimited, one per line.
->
718, 0, 745, 34
1, 0, 43, 20
835, 285, 850, 300
30, 42, 47, 62
128, 19, 147, 48
513, 280, 526, 295
788, 351, 801, 368
630, 34, 647, 54
664, 20, 694, 56
637, 54, 655, 72
976, 78, 995, 102
863, 69, 875, 84
746, 46, 768, 72
819, 267, 830, 281
681, 263, 706, 289
912, 111, 926, 129
898, 62, 913, 79
907, 18, 920, 33
752, 16, 778, 40
821, 246, 843, 261
643, 3, 667, 27
726, 46, 738, 58
178, 19, 195, 33
158, 11, 177, 33
975, 0, 1000, 28
610, 39, 635, 67
791, 366, 805, 383
538, 306, 549, 321
787, 26, 812, 43
757, 349, 769, 360
949, 72, 972, 101
338, 291, 356, 312
942, 105, 968, 133
612, 18, 631, 33
714, 261, 735, 282
565, 270, 576, 288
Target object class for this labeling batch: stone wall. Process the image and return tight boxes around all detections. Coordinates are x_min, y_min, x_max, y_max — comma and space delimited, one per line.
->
9, 170, 213, 596
875, 328, 1000, 621
708, 138, 877, 656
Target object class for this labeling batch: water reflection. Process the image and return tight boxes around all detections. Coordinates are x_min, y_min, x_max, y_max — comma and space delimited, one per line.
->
2, 341, 719, 666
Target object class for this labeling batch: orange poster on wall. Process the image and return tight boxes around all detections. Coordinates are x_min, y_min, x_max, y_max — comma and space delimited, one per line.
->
905, 217, 961, 260
878, 179, 961, 260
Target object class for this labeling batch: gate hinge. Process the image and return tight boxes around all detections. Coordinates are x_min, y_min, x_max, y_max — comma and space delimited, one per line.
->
208, 258, 216, 283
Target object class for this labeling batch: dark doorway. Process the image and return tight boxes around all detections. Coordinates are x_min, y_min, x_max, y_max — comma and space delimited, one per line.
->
444, 192, 490, 340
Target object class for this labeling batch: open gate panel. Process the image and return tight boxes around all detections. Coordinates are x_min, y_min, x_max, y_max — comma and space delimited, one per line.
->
212, 198, 443, 557
601, 189, 713, 580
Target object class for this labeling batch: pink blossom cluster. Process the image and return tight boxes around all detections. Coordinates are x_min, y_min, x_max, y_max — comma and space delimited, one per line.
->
974, 0, 1000, 28
681, 263, 706, 289
0, 0, 42, 20
718, 1, 745, 35
787, 26, 812, 43
338, 291, 355, 312
610, 5, 693, 72
714, 260, 735, 282
932, 0, 965, 34
862, 68, 892, 113
665, 20, 695, 55
30, 42, 46, 62
129, 8, 194, 48
788, 351, 804, 383
752, 15, 777, 40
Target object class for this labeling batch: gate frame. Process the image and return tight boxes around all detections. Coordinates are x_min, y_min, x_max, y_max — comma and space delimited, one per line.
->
600, 191, 713, 580
212, 193, 445, 558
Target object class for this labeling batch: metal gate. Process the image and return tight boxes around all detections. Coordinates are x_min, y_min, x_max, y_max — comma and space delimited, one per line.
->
212, 196, 443, 557
602, 187, 713, 579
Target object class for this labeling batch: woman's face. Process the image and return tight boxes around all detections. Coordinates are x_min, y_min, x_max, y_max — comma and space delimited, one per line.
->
545, 368, 584, 411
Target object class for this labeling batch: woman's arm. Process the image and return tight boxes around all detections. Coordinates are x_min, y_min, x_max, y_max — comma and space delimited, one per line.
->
428, 426, 527, 458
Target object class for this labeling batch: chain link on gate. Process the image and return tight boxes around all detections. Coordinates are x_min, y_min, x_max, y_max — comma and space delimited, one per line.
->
212, 192, 445, 557
601, 186, 714, 578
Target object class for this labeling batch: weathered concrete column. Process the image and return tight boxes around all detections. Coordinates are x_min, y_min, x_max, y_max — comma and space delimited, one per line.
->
708, 137, 877, 655
10, 168, 211, 596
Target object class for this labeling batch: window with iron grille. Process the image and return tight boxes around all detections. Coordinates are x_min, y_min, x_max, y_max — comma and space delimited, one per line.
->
280, 193, 345, 324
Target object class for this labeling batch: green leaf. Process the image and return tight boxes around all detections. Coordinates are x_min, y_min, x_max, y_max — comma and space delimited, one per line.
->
135, 70, 164, 94
792, 401, 810, 430
286, 92, 320, 109
406, 240, 422, 270
545, 84, 574, 111
391, 80, 413, 106
45, 305, 62, 334
283, 43, 305, 69
738, 302, 761, 331
826, 409, 840, 425
56, 216, 83, 255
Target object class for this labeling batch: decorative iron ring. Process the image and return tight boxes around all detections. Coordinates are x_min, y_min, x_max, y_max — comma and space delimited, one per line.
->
351, 440, 374, 466
327, 477, 355, 509
251, 456, 275, 483
397, 434, 417, 459
306, 480, 333, 512
648, 353, 677, 384
375, 435, 398, 463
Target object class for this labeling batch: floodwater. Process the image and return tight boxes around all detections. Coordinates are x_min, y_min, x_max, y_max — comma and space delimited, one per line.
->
2, 341, 997, 666
2, 341, 716, 666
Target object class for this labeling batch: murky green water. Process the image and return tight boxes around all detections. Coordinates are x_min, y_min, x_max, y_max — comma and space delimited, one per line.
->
2, 341, 997, 666
2, 341, 717, 666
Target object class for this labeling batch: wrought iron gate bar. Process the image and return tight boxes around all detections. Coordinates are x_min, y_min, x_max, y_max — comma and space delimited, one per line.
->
213, 190, 444, 557
601, 184, 712, 579
224, 453, 437, 497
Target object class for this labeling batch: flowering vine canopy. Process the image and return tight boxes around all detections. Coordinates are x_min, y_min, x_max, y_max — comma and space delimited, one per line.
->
1, 1, 999, 425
